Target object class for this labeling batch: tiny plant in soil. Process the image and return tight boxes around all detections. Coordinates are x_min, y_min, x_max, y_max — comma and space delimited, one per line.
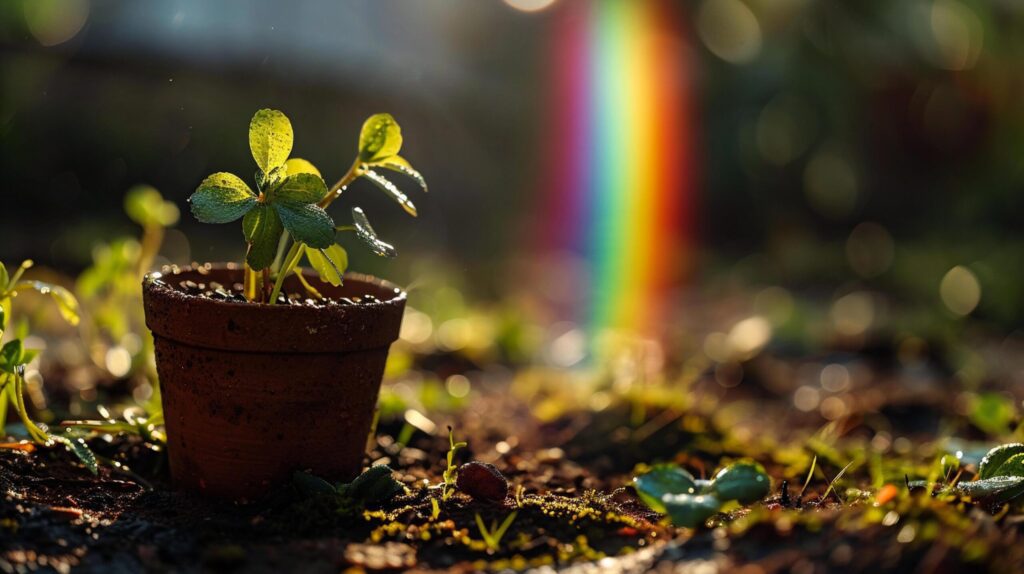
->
474, 510, 518, 552
906, 443, 1024, 504
293, 465, 405, 515
188, 109, 427, 303
441, 426, 468, 501
633, 461, 772, 528
0, 260, 96, 473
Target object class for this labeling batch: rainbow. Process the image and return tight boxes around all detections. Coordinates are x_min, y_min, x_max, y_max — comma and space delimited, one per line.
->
544, 0, 694, 339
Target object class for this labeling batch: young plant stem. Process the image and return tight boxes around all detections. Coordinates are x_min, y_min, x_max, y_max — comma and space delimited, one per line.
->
294, 269, 323, 299
243, 264, 257, 301
318, 160, 362, 210
14, 371, 49, 444
268, 242, 303, 304
7, 261, 32, 289
135, 224, 163, 278
262, 161, 363, 305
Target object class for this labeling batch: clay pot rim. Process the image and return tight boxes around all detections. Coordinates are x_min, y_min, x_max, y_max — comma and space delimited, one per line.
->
144, 262, 408, 309
143, 263, 407, 353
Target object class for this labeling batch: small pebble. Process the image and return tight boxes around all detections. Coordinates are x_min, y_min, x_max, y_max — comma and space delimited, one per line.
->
456, 461, 508, 503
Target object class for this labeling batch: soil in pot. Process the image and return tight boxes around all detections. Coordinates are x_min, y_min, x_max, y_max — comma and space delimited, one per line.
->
142, 263, 406, 500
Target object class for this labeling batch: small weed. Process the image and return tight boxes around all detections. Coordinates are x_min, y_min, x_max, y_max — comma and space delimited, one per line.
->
0, 260, 95, 474
441, 426, 467, 501
61, 405, 165, 443
474, 510, 518, 552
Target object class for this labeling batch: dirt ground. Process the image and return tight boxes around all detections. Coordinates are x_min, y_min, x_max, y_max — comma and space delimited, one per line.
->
3, 342, 1024, 573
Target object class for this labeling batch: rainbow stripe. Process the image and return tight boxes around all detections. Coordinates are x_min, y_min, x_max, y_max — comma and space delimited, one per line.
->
545, 0, 694, 338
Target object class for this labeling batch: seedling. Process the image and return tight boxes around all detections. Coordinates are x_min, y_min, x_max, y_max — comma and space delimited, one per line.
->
901, 444, 1024, 505
953, 443, 1024, 504
61, 405, 165, 444
441, 426, 468, 501
632, 460, 772, 528
78, 185, 178, 377
0, 260, 96, 474
188, 109, 427, 303
293, 465, 406, 512
474, 511, 518, 552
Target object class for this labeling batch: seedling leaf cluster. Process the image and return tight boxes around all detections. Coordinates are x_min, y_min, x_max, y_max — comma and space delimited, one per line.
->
633, 461, 772, 527
0, 260, 96, 474
188, 109, 427, 303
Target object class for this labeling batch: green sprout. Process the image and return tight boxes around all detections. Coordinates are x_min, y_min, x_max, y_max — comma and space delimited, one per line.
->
61, 405, 165, 444
78, 185, 178, 380
0, 260, 96, 474
903, 444, 1024, 504
188, 109, 427, 303
293, 465, 405, 515
474, 511, 518, 552
952, 443, 1024, 504
632, 461, 772, 528
441, 426, 467, 501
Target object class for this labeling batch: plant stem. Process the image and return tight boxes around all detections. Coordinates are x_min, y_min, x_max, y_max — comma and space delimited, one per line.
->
15, 372, 49, 444
136, 224, 163, 278
260, 159, 363, 305
318, 159, 362, 209
243, 263, 258, 302
268, 243, 303, 304
294, 269, 323, 299
271, 233, 291, 273
262, 268, 272, 302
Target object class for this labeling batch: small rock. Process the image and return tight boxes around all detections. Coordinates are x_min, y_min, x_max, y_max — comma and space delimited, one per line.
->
456, 461, 508, 503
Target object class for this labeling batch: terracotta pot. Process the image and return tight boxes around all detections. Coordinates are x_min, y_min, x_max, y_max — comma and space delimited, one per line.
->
142, 264, 406, 500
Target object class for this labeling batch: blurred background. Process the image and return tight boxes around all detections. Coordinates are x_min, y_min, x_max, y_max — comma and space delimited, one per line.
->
2, 0, 1024, 399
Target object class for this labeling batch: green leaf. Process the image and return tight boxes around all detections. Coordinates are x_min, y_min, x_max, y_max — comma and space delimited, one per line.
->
274, 202, 335, 249
190, 173, 257, 224
1000, 453, 1024, 478
0, 305, 5, 336
125, 185, 179, 227
710, 461, 772, 504
956, 475, 1024, 503
242, 206, 284, 270
0, 340, 23, 373
633, 465, 697, 514
349, 465, 404, 505
361, 169, 417, 217
978, 443, 1024, 479
257, 166, 287, 193
660, 493, 721, 528
376, 156, 428, 193
305, 244, 348, 287
49, 435, 98, 475
19, 281, 80, 326
0, 262, 8, 293
269, 173, 328, 204
284, 158, 321, 177
249, 108, 293, 173
351, 207, 397, 258
358, 113, 403, 162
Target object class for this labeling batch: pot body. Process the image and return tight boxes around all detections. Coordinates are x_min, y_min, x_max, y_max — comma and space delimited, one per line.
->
142, 265, 406, 499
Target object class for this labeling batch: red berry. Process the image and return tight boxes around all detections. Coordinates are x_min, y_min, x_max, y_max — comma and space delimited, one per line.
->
456, 461, 508, 502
